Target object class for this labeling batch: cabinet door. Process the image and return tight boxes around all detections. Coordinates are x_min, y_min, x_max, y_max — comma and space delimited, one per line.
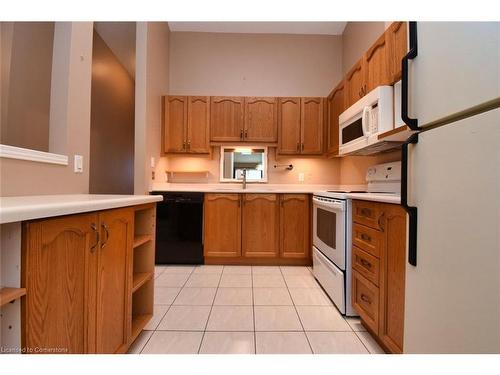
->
163, 96, 187, 153
387, 22, 408, 83
280, 194, 310, 259
365, 33, 391, 93
22, 213, 99, 354
344, 59, 366, 108
210, 96, 245, 142
278, 97, 301, 154
96, 208, 133, 354
379, 204, 407, 354
327, 82, 345, 156
242, 194, 279, 258
301, 97, 323, 154
204, 194, 241, 257
187, 96, 210, 153
244, 97, 278, 142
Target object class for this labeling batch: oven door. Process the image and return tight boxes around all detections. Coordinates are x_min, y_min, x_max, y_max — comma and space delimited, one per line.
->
312, 196, 346, 270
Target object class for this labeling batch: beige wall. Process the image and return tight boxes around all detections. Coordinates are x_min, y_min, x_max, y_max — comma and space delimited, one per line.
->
1, 22, 54, 152
89, 30, 135, 194
342, 22, 386, 74
339, 150, 402, 185
160, 148, 341, 185
134, 22, 170, 194
0, 22, 94, 197
169, 32, 342, 97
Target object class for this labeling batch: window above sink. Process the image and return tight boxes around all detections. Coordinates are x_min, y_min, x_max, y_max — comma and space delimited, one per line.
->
220, 146, 268, 183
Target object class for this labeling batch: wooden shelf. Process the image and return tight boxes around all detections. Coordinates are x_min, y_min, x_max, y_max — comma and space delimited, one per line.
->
132, 272, 153, 293
133, 234, 153, 248
378, 125, 416, 142
165, 170, 209, 177
0, 287, 26, 307
131, 313, 153, 342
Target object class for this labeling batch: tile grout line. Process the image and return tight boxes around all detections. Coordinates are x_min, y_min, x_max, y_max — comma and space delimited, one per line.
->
196, 265, 224, 354
141, 265, 196, 353
280, 267, 314, 354
251, 266, 257, 354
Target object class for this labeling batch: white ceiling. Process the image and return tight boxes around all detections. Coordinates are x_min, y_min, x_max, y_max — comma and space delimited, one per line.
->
168, 22, 347, 35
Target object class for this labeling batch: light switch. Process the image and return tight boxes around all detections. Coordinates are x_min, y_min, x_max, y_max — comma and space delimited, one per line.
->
74, 155, 83, 173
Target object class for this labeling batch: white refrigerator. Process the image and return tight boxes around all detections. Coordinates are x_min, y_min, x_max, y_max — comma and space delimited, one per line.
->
401, 22, 500, 353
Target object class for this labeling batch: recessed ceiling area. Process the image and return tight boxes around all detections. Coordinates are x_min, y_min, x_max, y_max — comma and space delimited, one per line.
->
168, 22, 347, 35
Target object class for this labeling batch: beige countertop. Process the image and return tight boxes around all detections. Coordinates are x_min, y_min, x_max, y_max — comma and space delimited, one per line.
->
150, 183, 401, 204
0, 194, 163, 224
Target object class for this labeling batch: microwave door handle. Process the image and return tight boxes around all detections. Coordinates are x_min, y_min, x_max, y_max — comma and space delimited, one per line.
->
362, 106, 372, 136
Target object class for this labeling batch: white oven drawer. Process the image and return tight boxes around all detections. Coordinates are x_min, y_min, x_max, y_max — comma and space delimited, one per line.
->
313, 246, 345, 314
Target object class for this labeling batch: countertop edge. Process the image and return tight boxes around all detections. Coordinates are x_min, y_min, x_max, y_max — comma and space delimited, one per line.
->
0, 195, 162, 224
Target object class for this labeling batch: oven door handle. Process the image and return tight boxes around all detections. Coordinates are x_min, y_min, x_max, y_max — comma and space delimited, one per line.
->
312, 197, 345, 211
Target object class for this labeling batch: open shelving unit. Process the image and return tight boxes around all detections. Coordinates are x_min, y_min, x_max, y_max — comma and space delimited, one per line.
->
130, 204, 156, 343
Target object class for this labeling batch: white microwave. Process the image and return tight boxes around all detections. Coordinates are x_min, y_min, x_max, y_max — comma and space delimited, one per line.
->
338, 85, 394, 155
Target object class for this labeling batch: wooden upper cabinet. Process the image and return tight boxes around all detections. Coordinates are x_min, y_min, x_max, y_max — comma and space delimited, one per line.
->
163, 96, 187, 153
204, 194, 242, 258
387, 22, 408, 83
278, 97, 301, 154
344, 58, 366, 108
301, 97, 323, 154
187, 96, 210, 153
95, 208, 133, 354
364, 32, 391, 93
280, 194, 310, 259
327, 81, 345, 156
210, 96, 245, 142
23, 213, 98, 354
244, 97, 278, 142
379, 204, 407, 354
242, 194, 280, 258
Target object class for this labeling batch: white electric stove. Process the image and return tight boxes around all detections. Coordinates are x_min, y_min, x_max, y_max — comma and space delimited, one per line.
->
312, 161, 401, 316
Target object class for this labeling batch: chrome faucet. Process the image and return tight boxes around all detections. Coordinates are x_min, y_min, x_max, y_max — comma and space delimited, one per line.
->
242, 169, 247, 190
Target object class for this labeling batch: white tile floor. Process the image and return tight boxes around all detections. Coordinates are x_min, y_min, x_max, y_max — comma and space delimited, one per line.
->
128, 265, 385, 354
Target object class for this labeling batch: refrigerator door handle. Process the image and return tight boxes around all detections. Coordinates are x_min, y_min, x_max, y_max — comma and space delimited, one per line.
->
402, 21, 420, 131
401, 133, 419, 266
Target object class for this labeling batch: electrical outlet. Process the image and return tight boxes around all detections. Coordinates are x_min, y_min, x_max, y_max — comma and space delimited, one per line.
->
150, 157, 155, 168
74, 155, 83, 173
298, 172, 305, 182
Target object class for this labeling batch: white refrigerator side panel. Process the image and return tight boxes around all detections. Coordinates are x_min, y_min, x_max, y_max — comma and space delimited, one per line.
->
411, 22, 500, 127
404, 108, 500, 353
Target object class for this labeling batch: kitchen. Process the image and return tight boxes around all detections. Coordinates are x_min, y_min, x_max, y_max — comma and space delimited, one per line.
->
0, 1, 499, 371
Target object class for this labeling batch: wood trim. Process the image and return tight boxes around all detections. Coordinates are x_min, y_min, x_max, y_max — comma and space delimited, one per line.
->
366, 32, 387, 62
0, 144, 69, 165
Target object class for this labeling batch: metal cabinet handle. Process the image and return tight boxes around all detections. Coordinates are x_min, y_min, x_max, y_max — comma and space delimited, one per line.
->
360, 233, 371, 242
360, 294, 371, 304
90, 223, 99, 252
301, 143, 304, 151
244, 130, 248, 138
360, 208, 371, 217
360, 259, 372, 269
182, 142, 186, 150
377, 212, 386, 232
101, 223, 109, 249
296, 142, 300, 152
240, 129, 243, 139
187, 141, 191, 151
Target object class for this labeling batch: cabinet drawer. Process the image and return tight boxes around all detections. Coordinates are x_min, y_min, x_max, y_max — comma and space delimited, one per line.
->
352, 270, 379, 334
352, 246, 380, 286
352, 223, 383, 258
353, 200, 383, 230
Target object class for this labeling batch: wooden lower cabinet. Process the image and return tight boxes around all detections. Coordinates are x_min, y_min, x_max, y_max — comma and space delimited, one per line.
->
22, 213, 97, 354
351, 200, 407, 354
95, 208, 133, 354
280, 194, 310, 259
204, 194, 242, 258
242, 194, 280, 258
22, 205, 155, 354
204, 193, 311, 265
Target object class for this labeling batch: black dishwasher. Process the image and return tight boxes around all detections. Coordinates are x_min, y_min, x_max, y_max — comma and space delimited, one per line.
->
151, 192, 204, 264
